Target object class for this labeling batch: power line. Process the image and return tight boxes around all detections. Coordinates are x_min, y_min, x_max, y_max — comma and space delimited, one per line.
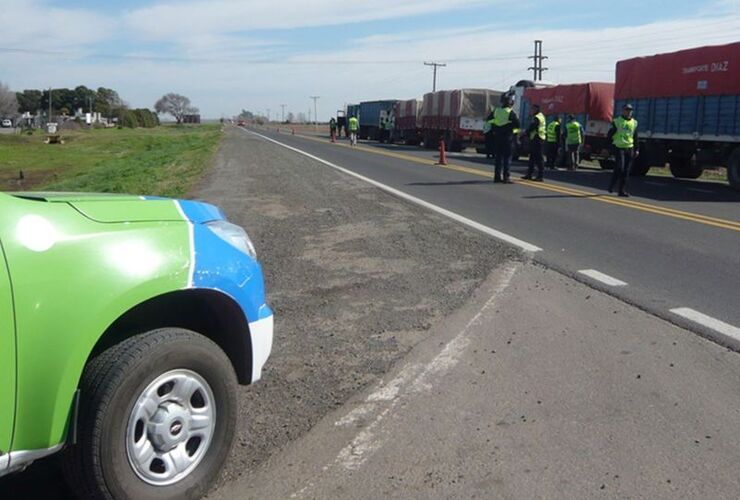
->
423, 61, 446, 92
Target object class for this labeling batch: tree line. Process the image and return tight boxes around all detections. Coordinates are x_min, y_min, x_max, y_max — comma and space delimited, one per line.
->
2, 81, 199, 128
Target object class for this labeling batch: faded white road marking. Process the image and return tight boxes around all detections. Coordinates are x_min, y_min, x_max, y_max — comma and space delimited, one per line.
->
289, 261, 521, 497
578, 269, 628, 287
243, 128, 542, 253
670, 308, 740, 341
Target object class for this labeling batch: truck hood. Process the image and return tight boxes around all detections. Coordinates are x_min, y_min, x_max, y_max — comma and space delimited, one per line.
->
9, 192, 224, 224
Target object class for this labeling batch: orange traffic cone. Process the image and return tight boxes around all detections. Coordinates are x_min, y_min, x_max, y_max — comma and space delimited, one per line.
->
437, 139, 448, 165
277, 127, 280, 133
331, 131, 336, 143
292, 128, 295, 135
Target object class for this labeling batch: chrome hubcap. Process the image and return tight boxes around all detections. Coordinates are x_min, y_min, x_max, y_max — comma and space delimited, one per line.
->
126, 369, 216, 486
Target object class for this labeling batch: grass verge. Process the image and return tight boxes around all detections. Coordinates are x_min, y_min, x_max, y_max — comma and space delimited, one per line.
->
0, 124, 223, 197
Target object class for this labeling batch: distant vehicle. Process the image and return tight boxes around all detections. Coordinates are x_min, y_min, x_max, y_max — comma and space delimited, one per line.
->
237, 120, 246, 127
419, 88, 503, 152
392, 99, 423, 145
0, 191, 274, 499
615, 42, 740, 189
1, 119, 12, 128
358, 100, 398, 141
521, 83, 615, 168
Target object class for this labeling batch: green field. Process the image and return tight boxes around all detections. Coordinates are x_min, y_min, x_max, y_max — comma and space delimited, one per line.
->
0, 125, 223, 197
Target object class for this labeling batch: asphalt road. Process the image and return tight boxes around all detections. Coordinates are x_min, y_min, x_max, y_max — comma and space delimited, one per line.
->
213, 261, 740, 500
244, 127, 740, 346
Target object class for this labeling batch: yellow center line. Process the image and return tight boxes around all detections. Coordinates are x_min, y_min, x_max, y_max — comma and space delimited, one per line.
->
280, 130, 740, 233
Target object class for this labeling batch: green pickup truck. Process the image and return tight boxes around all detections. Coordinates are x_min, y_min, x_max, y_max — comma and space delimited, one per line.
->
0, 192, 273, 499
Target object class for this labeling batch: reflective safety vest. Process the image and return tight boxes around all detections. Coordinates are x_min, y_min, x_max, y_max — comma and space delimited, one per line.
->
546, 120, 560, 143
612, 116, 638, 149
566, 121, 582, 145
493, 107, 512, 127
348, 116, 359, 132
530, 112, 546, 141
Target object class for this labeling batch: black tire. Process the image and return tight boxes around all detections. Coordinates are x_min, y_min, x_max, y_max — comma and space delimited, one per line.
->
726, 147, 740, 191
669, 154, 703, 179
630, 154, 651, 177
599, 159, 616, 170
62, 328, 238, 500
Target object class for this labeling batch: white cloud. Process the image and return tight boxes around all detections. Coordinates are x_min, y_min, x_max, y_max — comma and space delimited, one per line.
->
124, 0, 489, 40
0, 0, 114, 50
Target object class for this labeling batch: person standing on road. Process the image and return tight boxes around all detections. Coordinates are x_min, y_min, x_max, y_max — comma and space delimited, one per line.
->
565, 114, 583, 170
329, 117, 337, 143
348, 115, 359, 146
607, 103, 639, 197
545, 115, 562, 170
491, 94, 521, 184
483, 109, 495, 160
522, 104, 546, 181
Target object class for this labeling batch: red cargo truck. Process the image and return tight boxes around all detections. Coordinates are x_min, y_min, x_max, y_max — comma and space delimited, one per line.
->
614, 42, 740, 189
392, 99, 422, 144
522, 82, 615, 168
419, 88, 503, 152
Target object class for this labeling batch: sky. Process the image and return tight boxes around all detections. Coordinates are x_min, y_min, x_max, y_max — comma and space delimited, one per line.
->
0, 0, 738, 120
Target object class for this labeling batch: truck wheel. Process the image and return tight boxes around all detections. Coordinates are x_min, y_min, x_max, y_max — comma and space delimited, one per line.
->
599, 159, 616, 170
63, 328, 238, 500
669, 154, 703, 179
727, 147, 740, 191
630, 155, 651, 177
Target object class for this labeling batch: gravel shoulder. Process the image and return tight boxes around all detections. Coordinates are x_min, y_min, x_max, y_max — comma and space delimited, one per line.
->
200, 127, 518, 489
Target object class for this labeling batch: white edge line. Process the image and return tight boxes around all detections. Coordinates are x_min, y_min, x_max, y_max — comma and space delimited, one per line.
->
242, 128, 542, 253
670, 307, 740, 341
173, 200, 195, 288
578, 269, 628, 287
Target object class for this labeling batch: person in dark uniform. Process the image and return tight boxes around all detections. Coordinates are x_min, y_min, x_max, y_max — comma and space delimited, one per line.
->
483, 110, 495, 160
491, 94, 521, 184
545, 115, 562, 169
521, 104, 546, 181
607, 103, 639, 197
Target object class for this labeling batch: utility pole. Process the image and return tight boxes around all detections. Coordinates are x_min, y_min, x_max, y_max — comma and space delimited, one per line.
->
280, 104, 286, 123
266, 108, 271, 122
48, 87, 53, 122
310, 96, 320, 131
527, 40, 549, 81
424, 61, 446, 92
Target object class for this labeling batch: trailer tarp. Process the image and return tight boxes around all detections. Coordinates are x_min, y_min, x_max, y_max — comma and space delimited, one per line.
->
615, 42, 740, 99
523, 82, 614, 122
420, 89, 502, 130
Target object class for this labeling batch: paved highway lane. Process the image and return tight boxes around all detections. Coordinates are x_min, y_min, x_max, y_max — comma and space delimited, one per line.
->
243, 127, 740, 345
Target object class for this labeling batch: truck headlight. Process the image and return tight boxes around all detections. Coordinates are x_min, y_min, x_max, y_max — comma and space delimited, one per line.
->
205, 220, 257, 259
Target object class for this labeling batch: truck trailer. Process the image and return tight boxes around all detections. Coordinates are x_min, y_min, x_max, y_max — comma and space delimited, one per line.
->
392, 99, 422, 144
419, 88, 503, 152
358, 100, 398, 141
614, 42, 740, 189
522, 82, 615, 167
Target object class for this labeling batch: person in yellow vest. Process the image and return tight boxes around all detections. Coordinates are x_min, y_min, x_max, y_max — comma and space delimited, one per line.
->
545, 115, 562, 170
348, 115, 359, 146
521, 104, 546, 181
607, 103, 639, 197
491, 94, 521, 183
565, 114, 583, 170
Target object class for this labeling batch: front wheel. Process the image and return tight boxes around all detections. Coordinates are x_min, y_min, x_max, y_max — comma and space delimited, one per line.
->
63, 328, 238, 500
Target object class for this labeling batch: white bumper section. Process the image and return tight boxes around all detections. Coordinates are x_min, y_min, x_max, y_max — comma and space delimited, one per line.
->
249, 315, 274, 382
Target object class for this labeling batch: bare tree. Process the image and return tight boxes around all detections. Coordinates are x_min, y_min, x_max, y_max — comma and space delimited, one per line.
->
0, 81, 19, 118
154, 93, 198, 124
